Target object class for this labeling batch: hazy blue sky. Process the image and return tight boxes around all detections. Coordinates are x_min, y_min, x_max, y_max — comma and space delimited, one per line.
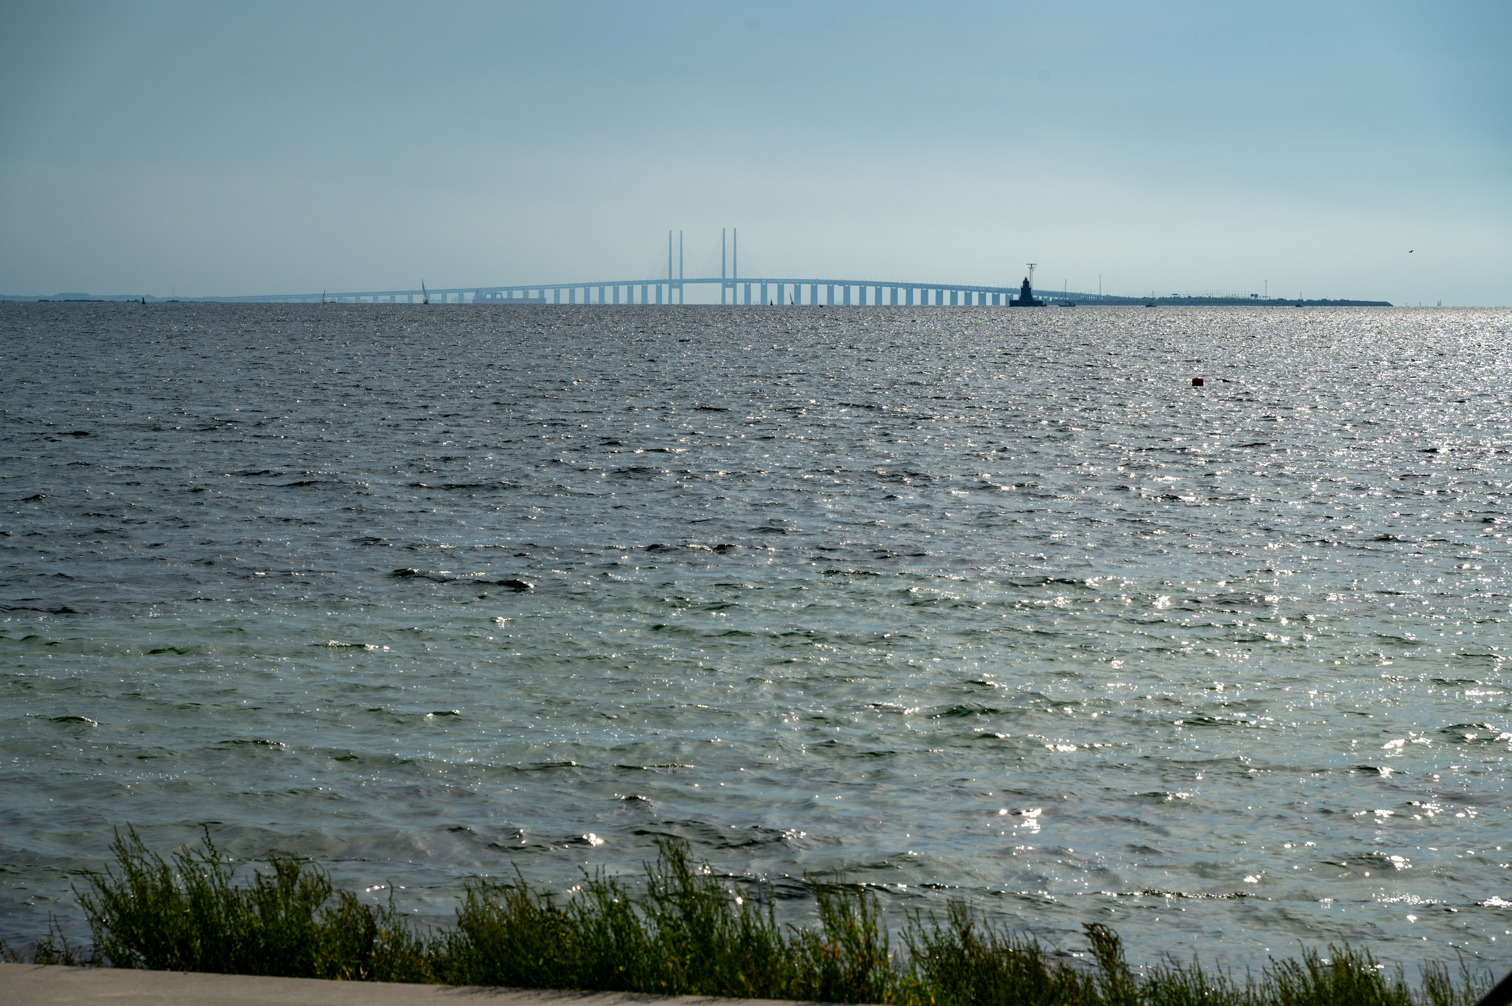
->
2, 0, 1508, 303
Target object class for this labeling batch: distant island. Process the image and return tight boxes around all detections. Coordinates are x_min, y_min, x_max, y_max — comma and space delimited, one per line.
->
1073, 294, 1393, 307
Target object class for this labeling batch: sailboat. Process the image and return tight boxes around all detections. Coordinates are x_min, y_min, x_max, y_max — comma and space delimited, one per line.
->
421, 280, 429, 305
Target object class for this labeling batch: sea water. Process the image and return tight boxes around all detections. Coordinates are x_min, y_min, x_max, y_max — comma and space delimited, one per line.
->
1, 302, 1508, 969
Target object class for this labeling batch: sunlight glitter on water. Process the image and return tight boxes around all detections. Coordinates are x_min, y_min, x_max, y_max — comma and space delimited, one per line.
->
1, 302, 1508, 967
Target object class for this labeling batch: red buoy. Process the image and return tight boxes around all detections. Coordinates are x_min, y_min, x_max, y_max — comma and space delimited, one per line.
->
1192, 377, 1204, 387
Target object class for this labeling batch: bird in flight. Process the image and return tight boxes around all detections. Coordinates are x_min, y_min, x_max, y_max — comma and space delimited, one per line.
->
1409, 249, 1414, 253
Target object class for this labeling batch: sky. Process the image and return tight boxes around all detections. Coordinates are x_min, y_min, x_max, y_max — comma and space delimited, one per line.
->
1, 0, 1508, 304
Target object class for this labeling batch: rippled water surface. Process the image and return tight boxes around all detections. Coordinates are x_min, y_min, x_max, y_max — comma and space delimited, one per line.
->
2, 302, 1509, 967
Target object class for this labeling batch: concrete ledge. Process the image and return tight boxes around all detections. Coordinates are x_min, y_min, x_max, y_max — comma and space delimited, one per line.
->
0, 964, 833, 1006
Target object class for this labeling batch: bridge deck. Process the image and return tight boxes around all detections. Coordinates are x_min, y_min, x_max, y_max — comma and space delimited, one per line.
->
206, 276, 1074, 306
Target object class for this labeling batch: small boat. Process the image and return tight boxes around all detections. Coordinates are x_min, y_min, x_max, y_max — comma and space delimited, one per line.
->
421, 280, 430, 305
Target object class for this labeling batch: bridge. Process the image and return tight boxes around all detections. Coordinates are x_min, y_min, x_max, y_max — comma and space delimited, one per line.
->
201, 229, 1088, 307
153, 229, 1324, 307
231, 276, 1047, 307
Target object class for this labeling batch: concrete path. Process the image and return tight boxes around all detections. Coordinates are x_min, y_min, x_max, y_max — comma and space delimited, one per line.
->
0, 965, 831, 1006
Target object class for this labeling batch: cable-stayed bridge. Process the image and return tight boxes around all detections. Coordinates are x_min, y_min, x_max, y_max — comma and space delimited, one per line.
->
108, 232, 1347, 306
206, 228, 1075, 307
225, 275, 1052, 307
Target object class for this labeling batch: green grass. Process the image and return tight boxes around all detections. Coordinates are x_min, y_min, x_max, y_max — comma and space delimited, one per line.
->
5, 827, 1493, 1006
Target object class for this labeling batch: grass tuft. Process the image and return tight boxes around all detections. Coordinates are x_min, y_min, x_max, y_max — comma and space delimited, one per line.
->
25, 826, 1494, 1006
76, 826, 430, 981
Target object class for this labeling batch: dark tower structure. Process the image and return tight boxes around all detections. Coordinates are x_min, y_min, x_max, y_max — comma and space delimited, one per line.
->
1010, 275, 1043, 306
